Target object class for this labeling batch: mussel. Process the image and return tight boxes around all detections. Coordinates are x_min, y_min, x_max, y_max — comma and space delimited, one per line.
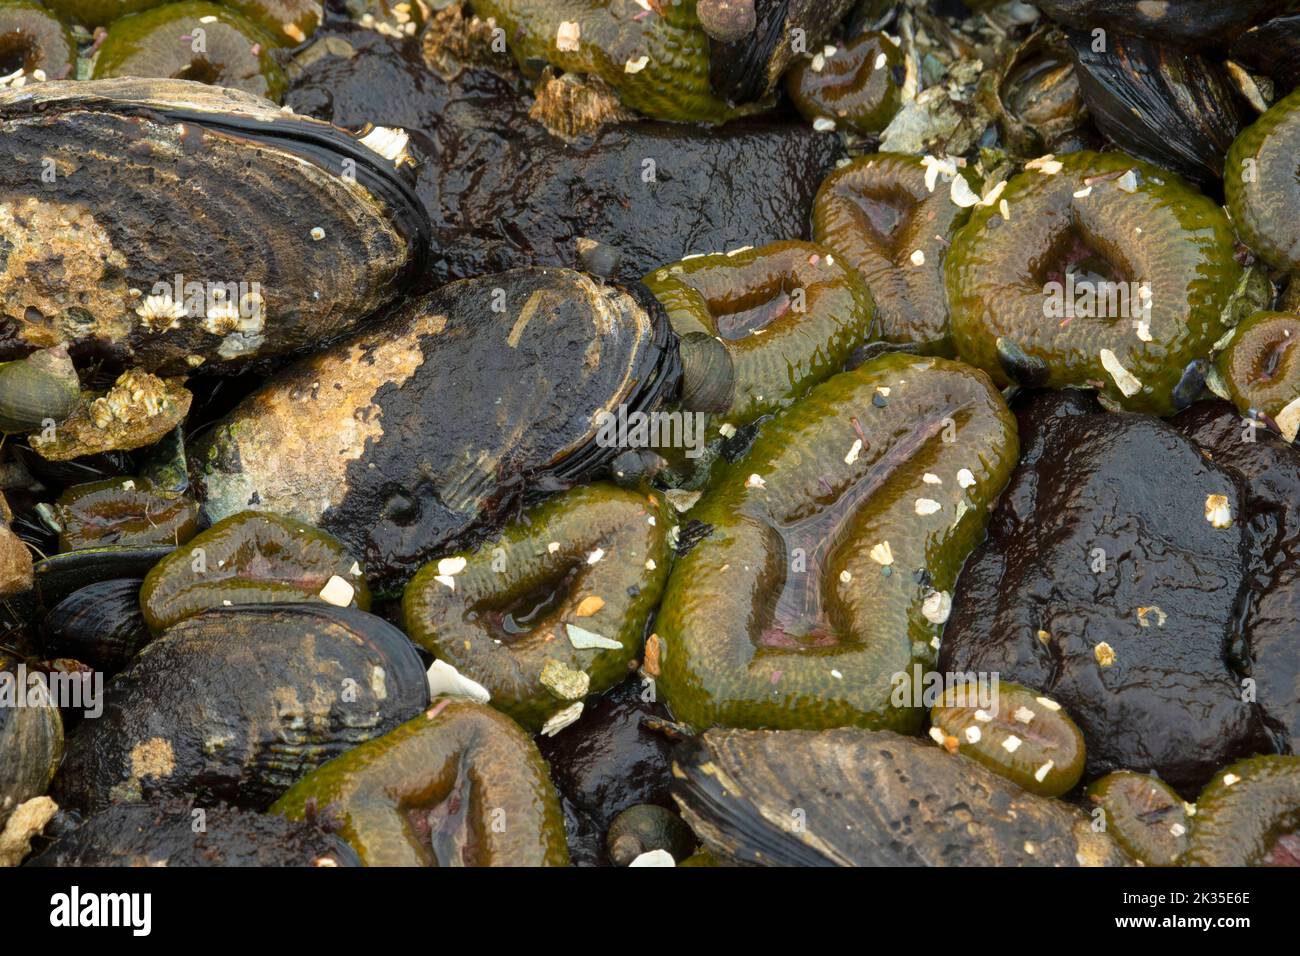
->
1, 652, 64, 826
53, 603, 429, 812
1036, 1, 1285, 50
671, 728, 1129, 866
0, 77, 429, 373
1065, 31, 1253, 187
194, 268, 681, 588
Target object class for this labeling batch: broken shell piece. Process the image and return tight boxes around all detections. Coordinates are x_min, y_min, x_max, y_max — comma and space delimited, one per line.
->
921, 590, 952, 624
426, 659, 492, 704
539, 658, 590, 701
541, 701, 584, 736
1099, 349, 1143, 398
318, 575, 355, 607
1204, 494, 1233, 529
565, 624, 623, 650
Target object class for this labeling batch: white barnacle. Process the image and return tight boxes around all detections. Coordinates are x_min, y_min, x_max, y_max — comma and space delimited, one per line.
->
813, 117, 837, 132
956, 468, 976, 489
136, 293, 188, 330
745, 473, 766, 489
909, 249, 926, 266
358, 125, 412, 167
624, 55, 650, 74
1094, 641, 1117, 667
310, 226, 325, 241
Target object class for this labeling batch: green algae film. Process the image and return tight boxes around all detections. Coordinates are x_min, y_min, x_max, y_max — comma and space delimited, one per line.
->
655, 353, 1019, 732
643, 239, 876, 427
1087, 771, 1189, 866
813, 153, 976, 355
1183, 755, 1300, 866
469, 0, 745, 123
946, 150, 1243, 415
273, 700, 570, 867
929, 682, 1085, 798
1226, 87, 1300, 274
786, 31, 903, 135
403, 484, 672, 732
140, 510, 370, 633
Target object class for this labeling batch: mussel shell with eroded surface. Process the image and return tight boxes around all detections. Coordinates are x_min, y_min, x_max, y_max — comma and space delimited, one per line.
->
0, 77, 428, 373
0, 652, 64, 826
671, 727, 1129, 866
53, 603, 430, 812
194, 268, 681, 590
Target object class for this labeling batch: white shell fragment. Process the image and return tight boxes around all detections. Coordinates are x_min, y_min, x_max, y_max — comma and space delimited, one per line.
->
555, 20, 581, 52
1204, 494, 1233, 529
541, 701, 584, 736
1098, 348, 1142, 397
1275, 395, 1300, 443
629, 849, 676, 867
949, 175, 980, 208
921, 590, 952, 624
956, 468, 976, 489
426, 660, 491, 704
915, 498, 942, 516
566, 624, 623, 650
317, 575, 355, 607
624, 55, 650, 74
869, 541, 894, 565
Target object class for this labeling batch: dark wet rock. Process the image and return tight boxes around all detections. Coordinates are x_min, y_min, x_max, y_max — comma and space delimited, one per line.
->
1172, 400, 1300, 754
940, 392, 1271, 795
284, 22, 841, 286
537, 677, 677, 866
672, 727, 1130, 866
26, 800, 360, 867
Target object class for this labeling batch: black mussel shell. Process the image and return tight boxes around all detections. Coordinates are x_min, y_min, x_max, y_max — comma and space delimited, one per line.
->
26, 799, 361, 867
671, 728, 1130, 866
0, 78, 430, 374
1038, 1, 1285, 50
53, 603, 430, 812
1066, 30, 1253, 187
195, 269, 682, 589
1231, 15, 1300, 94
708, 0, 857, 105
43, 578, 149, 674
33, 545, 172, 610
996, 337, 1051, 387
1171, 358, 1210, 411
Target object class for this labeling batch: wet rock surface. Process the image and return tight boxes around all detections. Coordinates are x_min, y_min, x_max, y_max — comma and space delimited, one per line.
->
27, 800, 361, 867
536, 678, 678, 867
284, 22, 841, 286
940, 392, 1271, 795
1171, 400, 1300, 754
